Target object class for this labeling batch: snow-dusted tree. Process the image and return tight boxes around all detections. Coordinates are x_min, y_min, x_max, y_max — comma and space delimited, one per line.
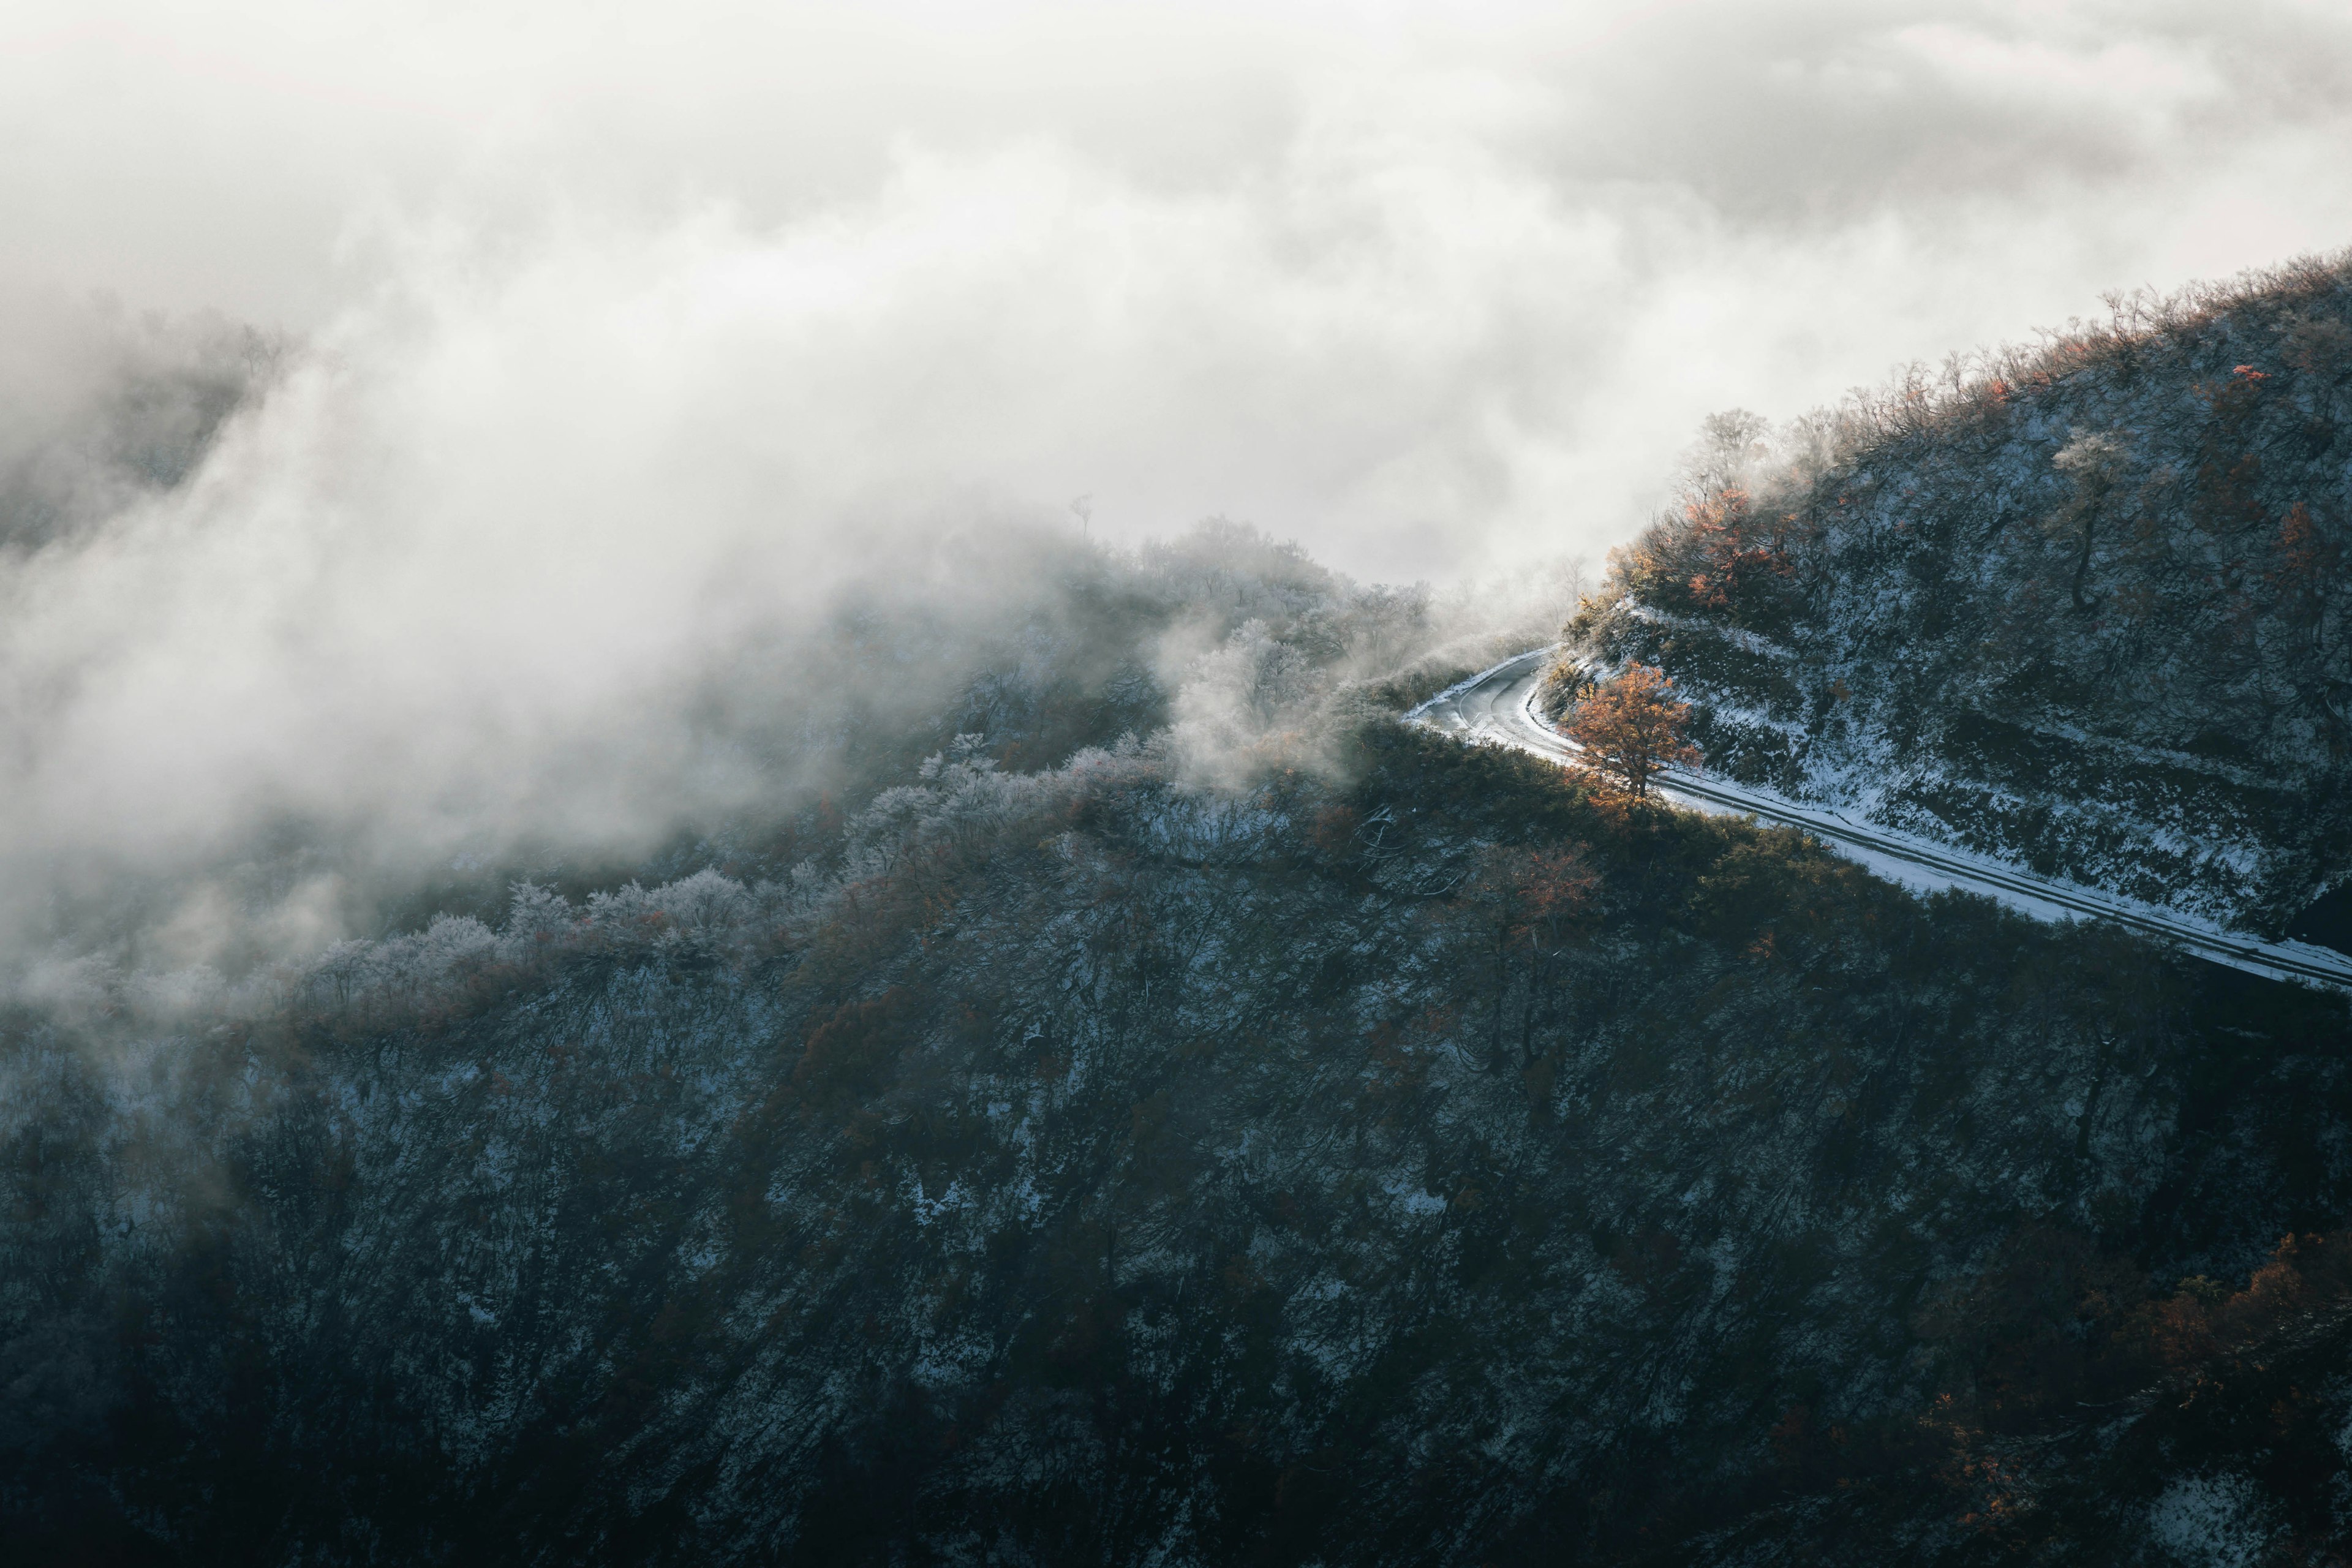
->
1566, 663, 1700, 798
2048, 429, 2130, 612
1535, 655, 1593, 726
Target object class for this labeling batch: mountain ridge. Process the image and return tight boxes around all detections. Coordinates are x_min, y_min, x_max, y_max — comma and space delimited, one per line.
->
1575, 252, 2352, 936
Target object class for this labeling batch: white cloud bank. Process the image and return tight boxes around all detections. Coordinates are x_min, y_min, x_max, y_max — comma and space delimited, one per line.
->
0, 0, 2350, 967
7, 2, 2352, 576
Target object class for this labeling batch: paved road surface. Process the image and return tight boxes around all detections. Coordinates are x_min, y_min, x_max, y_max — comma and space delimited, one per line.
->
1410, 648, 2352, 993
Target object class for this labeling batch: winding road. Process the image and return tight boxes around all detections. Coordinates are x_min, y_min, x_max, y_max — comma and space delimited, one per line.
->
1411, 648, 2352, 993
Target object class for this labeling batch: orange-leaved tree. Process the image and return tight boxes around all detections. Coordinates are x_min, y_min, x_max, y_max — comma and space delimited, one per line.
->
1566, 663, 1700, 797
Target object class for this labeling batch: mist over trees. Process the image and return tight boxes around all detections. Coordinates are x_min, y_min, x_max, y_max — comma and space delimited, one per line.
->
0, 346, 1585, 1020
0, 292, 1596, 998
0, 300, 275, 551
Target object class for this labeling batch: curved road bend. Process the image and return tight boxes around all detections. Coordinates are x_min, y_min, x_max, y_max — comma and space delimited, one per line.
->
1409, 648, 2352, 994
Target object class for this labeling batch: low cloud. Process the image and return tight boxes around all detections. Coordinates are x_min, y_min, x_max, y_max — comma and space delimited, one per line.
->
7, 4, 2352, 574
0, 0, 2348, 978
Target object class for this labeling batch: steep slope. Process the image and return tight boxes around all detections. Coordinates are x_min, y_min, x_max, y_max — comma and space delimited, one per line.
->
1574, 253, 2352, 935
9, 714, 2352, 1563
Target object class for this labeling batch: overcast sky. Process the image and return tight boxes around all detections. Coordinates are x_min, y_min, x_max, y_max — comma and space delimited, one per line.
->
7, 0, 2351, 580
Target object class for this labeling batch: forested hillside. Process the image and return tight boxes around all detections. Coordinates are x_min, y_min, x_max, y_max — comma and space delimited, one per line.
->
7, 516, 2352, 1562
7, 281, 2352, 1564
1575, 253, 2352, 936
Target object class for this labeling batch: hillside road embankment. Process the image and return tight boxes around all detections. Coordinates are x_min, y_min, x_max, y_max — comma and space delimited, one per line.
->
1410, 648, 2352, 993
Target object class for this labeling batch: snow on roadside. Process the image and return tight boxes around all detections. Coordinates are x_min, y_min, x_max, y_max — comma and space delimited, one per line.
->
1411, 652, 2352, 994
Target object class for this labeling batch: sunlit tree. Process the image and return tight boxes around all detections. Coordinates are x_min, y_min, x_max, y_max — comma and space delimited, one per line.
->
1566, 663, 1700, 797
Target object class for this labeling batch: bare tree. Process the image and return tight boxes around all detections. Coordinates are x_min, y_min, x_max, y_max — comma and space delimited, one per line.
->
2049, 430, 2128, 612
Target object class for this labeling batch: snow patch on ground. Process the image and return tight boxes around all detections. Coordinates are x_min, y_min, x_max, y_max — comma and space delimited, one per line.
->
1620, 603, 1800, 663
2145, 1473, 2278, 1567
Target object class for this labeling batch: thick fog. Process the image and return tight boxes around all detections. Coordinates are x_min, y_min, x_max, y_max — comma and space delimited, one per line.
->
2, 0, 2351, 979
12, 2, 2352, 573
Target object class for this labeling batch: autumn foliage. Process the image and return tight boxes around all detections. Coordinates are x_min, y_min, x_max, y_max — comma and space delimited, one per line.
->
1564, 663, 1702, 797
